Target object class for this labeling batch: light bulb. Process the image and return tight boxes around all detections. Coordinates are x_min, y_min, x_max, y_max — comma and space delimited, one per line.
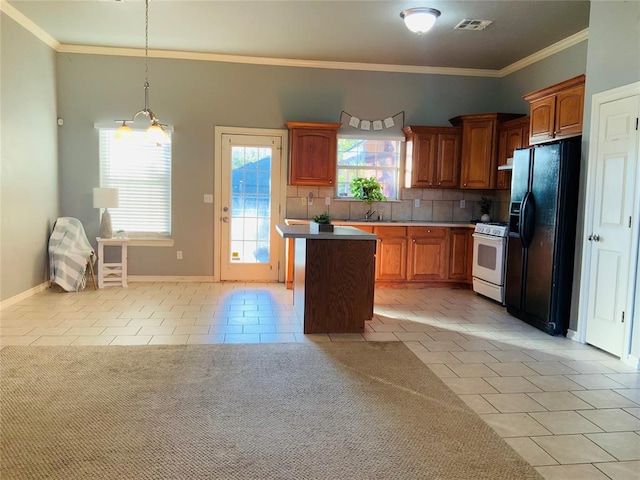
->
146, 123, 169, 145
115, 122, 134, 140
400, 8, 441, 35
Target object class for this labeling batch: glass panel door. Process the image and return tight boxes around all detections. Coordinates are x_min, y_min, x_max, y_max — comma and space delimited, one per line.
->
220, 134, 281, 281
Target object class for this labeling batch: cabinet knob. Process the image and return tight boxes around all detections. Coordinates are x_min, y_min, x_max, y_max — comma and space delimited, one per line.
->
329, 180, 333, 184
463, 183, 467, 187
427, 229, 431, 233
438, 182, 441, 186
429, 182, 432, 186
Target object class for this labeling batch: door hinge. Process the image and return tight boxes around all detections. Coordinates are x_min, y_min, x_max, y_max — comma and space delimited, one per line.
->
636, 117, 639, 130
629, 216, 632, 228
622, 311, 625, 323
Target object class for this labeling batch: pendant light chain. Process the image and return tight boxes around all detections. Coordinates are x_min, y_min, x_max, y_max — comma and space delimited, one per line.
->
145, 0, 149, 86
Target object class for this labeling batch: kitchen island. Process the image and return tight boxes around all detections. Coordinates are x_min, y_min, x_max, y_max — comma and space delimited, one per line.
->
276, 224, 377, 334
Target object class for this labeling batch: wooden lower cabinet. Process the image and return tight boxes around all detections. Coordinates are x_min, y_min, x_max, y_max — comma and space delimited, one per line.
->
408, 227, 448, 281
374, 225, 473, 285
449, 228, 473, 281
286, 224, 473, 288
374, 227, 408, 281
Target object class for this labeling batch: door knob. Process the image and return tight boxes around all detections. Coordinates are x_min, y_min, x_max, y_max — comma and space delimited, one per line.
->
223, 206, 229, 212
593, 234, 600, 242
222, 216, 229, 223
587, 234, 593, 241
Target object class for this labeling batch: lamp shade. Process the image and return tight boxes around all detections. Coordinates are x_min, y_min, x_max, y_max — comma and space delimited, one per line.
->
93, 188, 119, 209
400, 7, 441, 34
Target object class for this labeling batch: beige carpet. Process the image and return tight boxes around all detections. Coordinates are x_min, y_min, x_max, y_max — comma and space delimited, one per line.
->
1, 342, 541, 479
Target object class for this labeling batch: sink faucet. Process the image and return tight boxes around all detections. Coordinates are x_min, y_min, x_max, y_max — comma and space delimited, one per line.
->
364, 210, 377, 221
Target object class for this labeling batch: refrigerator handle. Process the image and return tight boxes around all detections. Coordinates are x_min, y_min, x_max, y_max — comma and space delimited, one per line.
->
520, 191, 536, 248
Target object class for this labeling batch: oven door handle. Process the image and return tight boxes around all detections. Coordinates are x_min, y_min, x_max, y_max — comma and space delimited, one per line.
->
472, 233, 505, 242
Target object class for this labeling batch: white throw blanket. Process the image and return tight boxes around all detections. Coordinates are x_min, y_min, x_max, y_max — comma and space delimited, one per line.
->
49, 217, 95, 292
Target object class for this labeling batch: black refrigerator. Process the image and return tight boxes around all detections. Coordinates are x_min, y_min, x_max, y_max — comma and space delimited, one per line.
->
505, 136, 581, 335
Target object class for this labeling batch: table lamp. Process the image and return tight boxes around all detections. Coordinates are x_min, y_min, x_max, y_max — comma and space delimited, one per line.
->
93, 187, 119, 239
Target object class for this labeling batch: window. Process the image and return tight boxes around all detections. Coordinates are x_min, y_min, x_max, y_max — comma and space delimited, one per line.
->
98, 129, 172, 237
336, 138, 401, 200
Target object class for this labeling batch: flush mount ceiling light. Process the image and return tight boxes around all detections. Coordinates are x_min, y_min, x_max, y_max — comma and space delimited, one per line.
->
400, 7, 441, 35
115, 0, 168, 144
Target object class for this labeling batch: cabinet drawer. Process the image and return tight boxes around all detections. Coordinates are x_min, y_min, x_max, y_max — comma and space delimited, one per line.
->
409, 227, 447, 238
374, 226, 407, 237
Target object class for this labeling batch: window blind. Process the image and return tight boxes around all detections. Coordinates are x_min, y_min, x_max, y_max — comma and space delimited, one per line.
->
98, 129, 172, 236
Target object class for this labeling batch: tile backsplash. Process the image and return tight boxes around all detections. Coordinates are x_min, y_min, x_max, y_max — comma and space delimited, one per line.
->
286, 186, 511, 223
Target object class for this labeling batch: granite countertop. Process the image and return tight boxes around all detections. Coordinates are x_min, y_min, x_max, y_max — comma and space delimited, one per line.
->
276, 224, 377, 240
284, 219, 476, 228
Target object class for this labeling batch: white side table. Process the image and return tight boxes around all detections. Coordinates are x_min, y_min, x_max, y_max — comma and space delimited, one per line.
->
96, 237, 128, 288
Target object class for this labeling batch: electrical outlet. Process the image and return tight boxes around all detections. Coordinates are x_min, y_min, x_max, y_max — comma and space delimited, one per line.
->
325, 196, 331, 205
300, 197, 307, 206
203, 194, 213, 204
176, 251, 183, 260
460, 200, 466, 209
307, 195, 313, 206
414, 198, 420, 208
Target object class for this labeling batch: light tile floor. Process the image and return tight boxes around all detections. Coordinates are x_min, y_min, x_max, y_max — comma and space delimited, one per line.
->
1, 282, 639, 480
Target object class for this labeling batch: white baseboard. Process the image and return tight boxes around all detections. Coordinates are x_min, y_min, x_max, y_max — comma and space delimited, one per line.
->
0, 282, 50, 310
566, 329, 581, 342
128, 275, 216, 283
623, 354, 640, 370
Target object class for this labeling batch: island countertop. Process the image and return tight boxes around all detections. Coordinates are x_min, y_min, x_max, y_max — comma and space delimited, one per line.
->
276, 224, 377, 240
284, 219, 476, 228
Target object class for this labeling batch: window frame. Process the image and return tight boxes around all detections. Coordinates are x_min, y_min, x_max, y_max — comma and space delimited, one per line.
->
335, 137, 404, 201
96, 125, 173, 239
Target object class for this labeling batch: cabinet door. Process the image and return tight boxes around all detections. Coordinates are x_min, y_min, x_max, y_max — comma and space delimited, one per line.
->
435, 132, 461, 188
289, 128, 336, 186
496, 129, 509, 190
376, 237, 408, 281
410, 133, 437, 187
449, 228, 471, 281
408, 227, 448, 281
374, 227, 407, 281
529, 96, 556, 144
460, 119, 497, 189
497, 123, 526, 190
555, 85, 584, 139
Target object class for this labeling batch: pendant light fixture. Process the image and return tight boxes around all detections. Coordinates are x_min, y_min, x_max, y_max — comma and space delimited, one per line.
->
115, 0, 169, 144
400, 7, 441, 35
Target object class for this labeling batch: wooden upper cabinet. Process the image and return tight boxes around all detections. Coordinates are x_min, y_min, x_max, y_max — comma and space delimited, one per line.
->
285, 121, 341, 186
523, 74, 585, 145
449, 113, 523, 189
403, 126, 461, 188
496, 116, 530, 190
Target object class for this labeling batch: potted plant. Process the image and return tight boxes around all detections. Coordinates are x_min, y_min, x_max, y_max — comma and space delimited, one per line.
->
310, 211, 334, 233
479, 196, 492, 222
350, 177, 386, 219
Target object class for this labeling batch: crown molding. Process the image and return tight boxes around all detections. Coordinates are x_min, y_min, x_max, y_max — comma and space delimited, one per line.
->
57, 44, 501, 78
499, 28, 588, 77
0, 0, 59, 50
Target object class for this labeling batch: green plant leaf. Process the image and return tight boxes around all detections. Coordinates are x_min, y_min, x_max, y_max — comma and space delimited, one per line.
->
349, 177, 386, 205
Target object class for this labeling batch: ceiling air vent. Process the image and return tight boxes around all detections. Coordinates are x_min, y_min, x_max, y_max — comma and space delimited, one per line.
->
454, 19, 493, 31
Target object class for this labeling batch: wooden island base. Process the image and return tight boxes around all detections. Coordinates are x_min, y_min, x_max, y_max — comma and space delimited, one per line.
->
277, 225, 376, 334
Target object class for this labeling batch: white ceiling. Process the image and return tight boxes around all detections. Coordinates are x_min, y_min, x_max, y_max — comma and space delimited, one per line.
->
6, 0, 591, 71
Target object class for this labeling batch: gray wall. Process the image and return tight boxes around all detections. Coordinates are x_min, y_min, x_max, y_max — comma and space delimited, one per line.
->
579, 0, 640, 355
56, 54, 503, 277
1, 15, 59, 301
498, 42, 588, 113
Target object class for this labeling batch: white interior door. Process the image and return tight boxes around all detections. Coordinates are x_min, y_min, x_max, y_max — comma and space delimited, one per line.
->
220, 134, 281, 281
584, 95, 639, 356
